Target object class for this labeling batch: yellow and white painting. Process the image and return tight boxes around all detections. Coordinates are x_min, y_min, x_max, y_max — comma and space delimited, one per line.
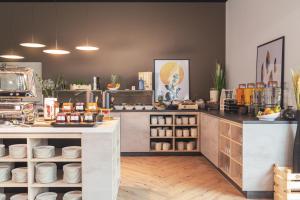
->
154, 60, 189, 101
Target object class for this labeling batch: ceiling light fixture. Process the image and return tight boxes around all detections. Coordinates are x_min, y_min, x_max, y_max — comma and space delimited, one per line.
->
0, 54, 24, 60
20, 5, 46, 48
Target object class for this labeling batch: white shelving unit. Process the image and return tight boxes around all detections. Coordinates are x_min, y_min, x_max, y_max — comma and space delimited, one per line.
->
0, 133, 82, 200
149, 112, 200, 152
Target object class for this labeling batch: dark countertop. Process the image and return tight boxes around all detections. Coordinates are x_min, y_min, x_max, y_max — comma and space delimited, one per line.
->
112, 109, 297, 124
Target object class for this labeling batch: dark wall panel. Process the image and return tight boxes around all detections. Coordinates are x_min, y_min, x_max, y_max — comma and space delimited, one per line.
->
0, 2, 225, 99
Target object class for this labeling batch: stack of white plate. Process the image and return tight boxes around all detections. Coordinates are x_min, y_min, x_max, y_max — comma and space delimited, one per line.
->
0, 163, 14, 171
0, 144, 5, 157
35, 192, 57, 200
0, 193, 5, 200
63, 191, 82, 200
62, 146, 81, 159
9, 144, 27, 159
0, 164, 11, 182
63, 163, 81, 184
35, 163, 57, 183
10, 193, 28, 200
33, 146, 55, 159
12, 167, 27, 183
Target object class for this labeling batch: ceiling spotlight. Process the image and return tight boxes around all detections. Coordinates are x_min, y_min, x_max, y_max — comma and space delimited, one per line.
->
76, 45, 99, 51
0, 54, 24, 59
20, 42, 46, 48
43, 49, 70, 55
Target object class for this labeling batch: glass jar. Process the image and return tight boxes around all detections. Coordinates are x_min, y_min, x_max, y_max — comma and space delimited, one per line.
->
236, 84, 246, 105
75, 102, 85, 112
62, 103, 73, 113
70, 112, 80, 123
84, 112, 94, 123
56, 113, 66, 123
264, 81, 281, 107
244, 83, 255, 106
86, 103, 98, 112
253, 82, 265, 106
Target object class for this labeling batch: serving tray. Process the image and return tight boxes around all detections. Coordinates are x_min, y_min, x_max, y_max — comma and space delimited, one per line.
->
51, 122, 95, 127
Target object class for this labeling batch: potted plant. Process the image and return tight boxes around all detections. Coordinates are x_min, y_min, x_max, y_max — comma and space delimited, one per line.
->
210, 61, 225, 103
292, 69, 300, 172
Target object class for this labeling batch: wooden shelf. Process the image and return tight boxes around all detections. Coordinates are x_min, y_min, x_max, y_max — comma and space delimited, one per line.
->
220, 150, 230, 157
175, 137, 198, 139
0, 180, 28, 188
31, 172, 82, 188
174, 124, 197, 127
30, 149, 82, 163
231, 157, 242, 166
150, 150, 174, 152
175, 150, 198, 152
150, 124, 173, 127
0, 155, 27, 162
150, 137, 173, 139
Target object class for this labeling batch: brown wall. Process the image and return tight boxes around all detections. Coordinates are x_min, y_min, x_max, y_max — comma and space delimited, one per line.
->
0, 2, 225, 100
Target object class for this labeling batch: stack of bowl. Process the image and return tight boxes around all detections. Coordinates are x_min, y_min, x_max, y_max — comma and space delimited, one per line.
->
35, 192, 57, 200
62, 146, 81, 159
63, 191, 82, 200
33, 146, 55, 159
0, 144, 5, 157
35, 163, 57, 183
0, 193, 5, 200
12, 167, 27, 183
9, 144, 27, 159
0, 164, 12, 182
63, 163, 81, 184
10, 193, 28, 200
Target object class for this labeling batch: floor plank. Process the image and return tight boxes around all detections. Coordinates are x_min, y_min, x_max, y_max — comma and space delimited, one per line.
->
118, 156, 260, 200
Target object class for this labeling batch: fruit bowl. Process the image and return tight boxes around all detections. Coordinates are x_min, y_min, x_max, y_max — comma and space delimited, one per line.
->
107, 83, 120, 91
257, 112, 281, 121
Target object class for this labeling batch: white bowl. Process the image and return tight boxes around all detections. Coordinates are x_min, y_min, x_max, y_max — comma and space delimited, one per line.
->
63, 191, 82, 200
33, 146, 55, 159
124, 105, 134, 110
10, 193, 28, 200
257, 112, 281, 121
113, 105, 124, 110
36, 192, 57, 200
144, 105, 154, 110
134, 105, 144, 110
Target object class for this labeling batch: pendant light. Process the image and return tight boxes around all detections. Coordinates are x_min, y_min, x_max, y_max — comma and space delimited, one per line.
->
43, 2, 70, 55
75, 5, 99, 51
20, 5, 45, 48
0, 7, 24, 60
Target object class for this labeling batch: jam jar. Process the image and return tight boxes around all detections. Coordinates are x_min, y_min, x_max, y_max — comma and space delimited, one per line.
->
70, 112, 81, 123
56, 113, 67, 123
84, 112, 94, 123
75, 102, 85, 112
62, 103, 73, 113
86, 102, 98, 112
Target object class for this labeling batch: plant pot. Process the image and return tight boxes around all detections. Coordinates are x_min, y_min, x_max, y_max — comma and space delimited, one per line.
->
293, 110, 300, 172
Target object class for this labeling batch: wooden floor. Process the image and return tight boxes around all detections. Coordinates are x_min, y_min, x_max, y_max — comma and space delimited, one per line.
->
118, 156, 250, 200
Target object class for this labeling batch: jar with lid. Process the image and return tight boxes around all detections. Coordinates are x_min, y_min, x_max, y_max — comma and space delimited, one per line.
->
84, 112, 94, 123
244, 83, 255, 105
56, 113, 67, 123
86, 103, 98, 112
62, 103, 73, 113
75, 102, 85, 112
236, 84, 246, 105
264, 81, 281, 107
70, 112, 81, 123
253, 82, 265, 106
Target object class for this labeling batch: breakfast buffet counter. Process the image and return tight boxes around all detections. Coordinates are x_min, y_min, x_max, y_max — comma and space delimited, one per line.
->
0, 119, 120, 200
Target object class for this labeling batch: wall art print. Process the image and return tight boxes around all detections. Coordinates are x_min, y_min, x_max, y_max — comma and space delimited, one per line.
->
154, 59, 190, 101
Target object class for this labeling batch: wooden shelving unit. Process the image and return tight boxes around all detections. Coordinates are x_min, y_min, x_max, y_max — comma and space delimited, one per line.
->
149, 112, 200, 152
218, 119, 243, 187
0, 134, 82, 200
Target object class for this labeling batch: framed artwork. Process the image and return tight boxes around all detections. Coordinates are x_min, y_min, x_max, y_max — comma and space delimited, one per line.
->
154, 59, 190, 101
256, 36, 285, 105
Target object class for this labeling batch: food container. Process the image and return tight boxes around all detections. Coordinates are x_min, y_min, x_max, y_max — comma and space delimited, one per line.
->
182, 117, 189, 125
63, 190, 82, 200
150, 116, 158, 125
10, 193, 28, 200
35, 163, 57, 184
155, 142, 162, 151
56, 113, 67, 123
158, 128, 165, 137
9, 144, 27, 159
176, 117, 182, 125
63, 163, 82, 184
62, 103, 73, 113
158, 116, 165, 125
70, 112, 81, 123
176, 129, 183, 137
83, 112, 94, 123
165, 117, 172, 125
62, 146, 81, 159
0, 165, 11, 182
190, 128, 198, 137
166, 129, 173, 137
33, 146, 55, 159
0, 144, 5, 157
12, 167, 27, 183
36, 192, 58, 200
187, 141, 196, 151
86, 102, 98, 112
75, 102, 85, 112
176, 142, 185, 151
189, 117, 196, 125
183, 129, 190, 137
162, 142, 171, 151
150, 128, 158, 137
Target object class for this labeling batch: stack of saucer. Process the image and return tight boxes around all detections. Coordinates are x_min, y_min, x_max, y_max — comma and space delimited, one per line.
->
10, 193, 28, 200
0, 144, 5, 157
62, 146, 81, 159
0, 164, 11, 182
9, 144, 27, 159
35, 192, 57, 200
63, 191, 82, 200
0, 193, 5, 200
63, 163, 81, 184
33, 146, 55, 159
35, 163, 57, 183
12, 167, 27, 183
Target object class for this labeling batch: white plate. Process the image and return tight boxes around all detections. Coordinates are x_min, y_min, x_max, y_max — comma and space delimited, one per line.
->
257, 112, 280, 121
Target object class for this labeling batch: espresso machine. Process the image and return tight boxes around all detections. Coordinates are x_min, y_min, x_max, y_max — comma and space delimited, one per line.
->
0, 65, 37, 124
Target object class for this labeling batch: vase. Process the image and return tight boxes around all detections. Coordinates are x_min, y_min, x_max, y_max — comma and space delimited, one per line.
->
293, 110, 300, 173
283, 106, 296, 121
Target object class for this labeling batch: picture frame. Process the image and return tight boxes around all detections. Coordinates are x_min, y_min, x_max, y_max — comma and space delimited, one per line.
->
154, 59, 190, 101
256, 36, 285, 106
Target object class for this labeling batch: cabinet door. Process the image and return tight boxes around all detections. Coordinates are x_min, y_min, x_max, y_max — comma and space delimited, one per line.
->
206, 115, 219, 166
200, 114, 208, 157
120, 112, 150, 152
